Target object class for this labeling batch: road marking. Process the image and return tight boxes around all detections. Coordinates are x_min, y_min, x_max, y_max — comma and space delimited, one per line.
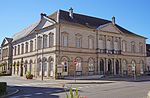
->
23, 94, 32, 97
34, 92, 43, 95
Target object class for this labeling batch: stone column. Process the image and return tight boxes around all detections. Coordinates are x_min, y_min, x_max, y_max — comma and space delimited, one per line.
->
113, 58, 116, 75
105, 58, 108, 75
119, 58, 122, 75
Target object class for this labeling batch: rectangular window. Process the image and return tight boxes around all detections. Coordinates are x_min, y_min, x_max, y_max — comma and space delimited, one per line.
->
43, 35, 47, 48
89, 38, 93, 49
18, 45, 20, 55
76, 38, 81, 48
63, 35, 68, 47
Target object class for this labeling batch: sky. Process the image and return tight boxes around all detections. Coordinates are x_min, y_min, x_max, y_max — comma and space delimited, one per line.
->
0, 0, 150, 43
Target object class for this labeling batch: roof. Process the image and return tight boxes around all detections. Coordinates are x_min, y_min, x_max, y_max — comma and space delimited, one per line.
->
55, 10, 146, 38
57, 10, 111, 29
12, 22, 39, 42
12, 9, 146, 42
147, 44, 150, 57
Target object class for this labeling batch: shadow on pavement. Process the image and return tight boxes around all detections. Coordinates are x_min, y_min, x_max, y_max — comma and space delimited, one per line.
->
8, 85, 69, 98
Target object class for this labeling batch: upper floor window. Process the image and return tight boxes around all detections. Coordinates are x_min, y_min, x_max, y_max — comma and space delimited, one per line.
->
76, 34, 82, 48
25, 42, 29, 53
62, 32, 68, 47
14, 46, 16, 55
43, 35, 48, 48
98, 35, 105, 49
106, 37, 112, 50
18, 45, 20, 55
122, 40, 126, 52
114, 37, 119, 50
30, 40, 33, 52
139, 42, 143, 53
131, 41, 136, 53
21, 44, 24, 54
88, 36, 94, 49
49, 33, 54, 47
37, 36, 42, 49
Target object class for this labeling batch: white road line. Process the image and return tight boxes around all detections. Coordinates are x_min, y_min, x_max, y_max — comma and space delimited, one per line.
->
23, 94, 33, 97
34, 92, 43, 95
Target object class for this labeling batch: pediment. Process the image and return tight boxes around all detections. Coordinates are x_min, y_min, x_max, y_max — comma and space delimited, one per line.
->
1, 38, 12, 46
37, 17, 56, 30
98, 23, 122, 34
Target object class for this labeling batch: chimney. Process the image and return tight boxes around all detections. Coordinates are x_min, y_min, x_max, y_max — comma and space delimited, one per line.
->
112, 16, 115, 25
40, 13, 47, 19
69, 7, 73, 18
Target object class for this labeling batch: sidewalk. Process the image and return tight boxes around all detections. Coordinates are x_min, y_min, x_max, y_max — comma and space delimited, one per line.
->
0, 86, 19, 98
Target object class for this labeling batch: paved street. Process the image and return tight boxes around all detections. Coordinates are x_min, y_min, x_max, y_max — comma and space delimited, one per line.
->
0, 76, 150, 98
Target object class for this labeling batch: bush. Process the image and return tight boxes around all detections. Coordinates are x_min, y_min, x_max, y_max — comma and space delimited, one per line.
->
26, 72, 33, 79
0, 82, 7, 96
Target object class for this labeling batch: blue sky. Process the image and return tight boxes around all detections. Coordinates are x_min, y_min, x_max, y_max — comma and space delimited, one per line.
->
0, 0, 149, 43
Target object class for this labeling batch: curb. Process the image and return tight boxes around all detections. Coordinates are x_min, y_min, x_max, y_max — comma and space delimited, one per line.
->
1, 88, 19, 98
66, 81, 114, 84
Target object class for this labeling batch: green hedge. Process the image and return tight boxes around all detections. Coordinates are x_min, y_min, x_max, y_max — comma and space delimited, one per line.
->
0, 82, 7, 96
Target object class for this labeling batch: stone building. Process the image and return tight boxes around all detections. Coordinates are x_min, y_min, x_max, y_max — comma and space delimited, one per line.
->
0, 8, 147, 78
0, 37, 13, 74
146, 44, 150, 71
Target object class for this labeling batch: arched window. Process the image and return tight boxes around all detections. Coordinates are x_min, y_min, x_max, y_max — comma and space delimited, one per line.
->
75, 57, 82, 75
88, 58, 94, 75
122, 60, 127, 75
29, 60, 33, 73
107, 37, 112, 50
131, 41, 136, 53
43, 57, 48, 76
24, 60, 28, 75
99, 59, 104, 74
43, 34, 48, 48
25, 42, 29, 53
88, 58, 94, 72
98, 35, 104, 49
140, 60, 144, 74
30, 40, 33, 52
139, 43, 143, 53
21, 44, 24, 54
62, 32, 68, 47
61, 57, 69, 74
122, 40, 126, 52
131, 60, 136, 71
18, 45, 20, 55
88, 36, 94, 49
114, 37, 119, 50
48, 57, 54, 77
76, 34, 82, 48
49, 33, 54, 47
37, 36, 42, 49
14, 46, 17, 55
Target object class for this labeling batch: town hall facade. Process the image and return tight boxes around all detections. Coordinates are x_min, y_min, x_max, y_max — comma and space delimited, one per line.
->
0, 8, 147, 78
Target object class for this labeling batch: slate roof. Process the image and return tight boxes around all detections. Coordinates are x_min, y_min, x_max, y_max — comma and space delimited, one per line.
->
147, 44, 150, 57
12, 9, 146, 42
12, 22, 39, 42
55, 10, 146, 38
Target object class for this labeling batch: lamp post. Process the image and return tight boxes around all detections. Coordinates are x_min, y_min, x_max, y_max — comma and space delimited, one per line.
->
41, 34, 44, 81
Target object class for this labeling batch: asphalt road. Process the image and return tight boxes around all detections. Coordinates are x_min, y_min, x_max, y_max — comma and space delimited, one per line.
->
0, 76, 150, 98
